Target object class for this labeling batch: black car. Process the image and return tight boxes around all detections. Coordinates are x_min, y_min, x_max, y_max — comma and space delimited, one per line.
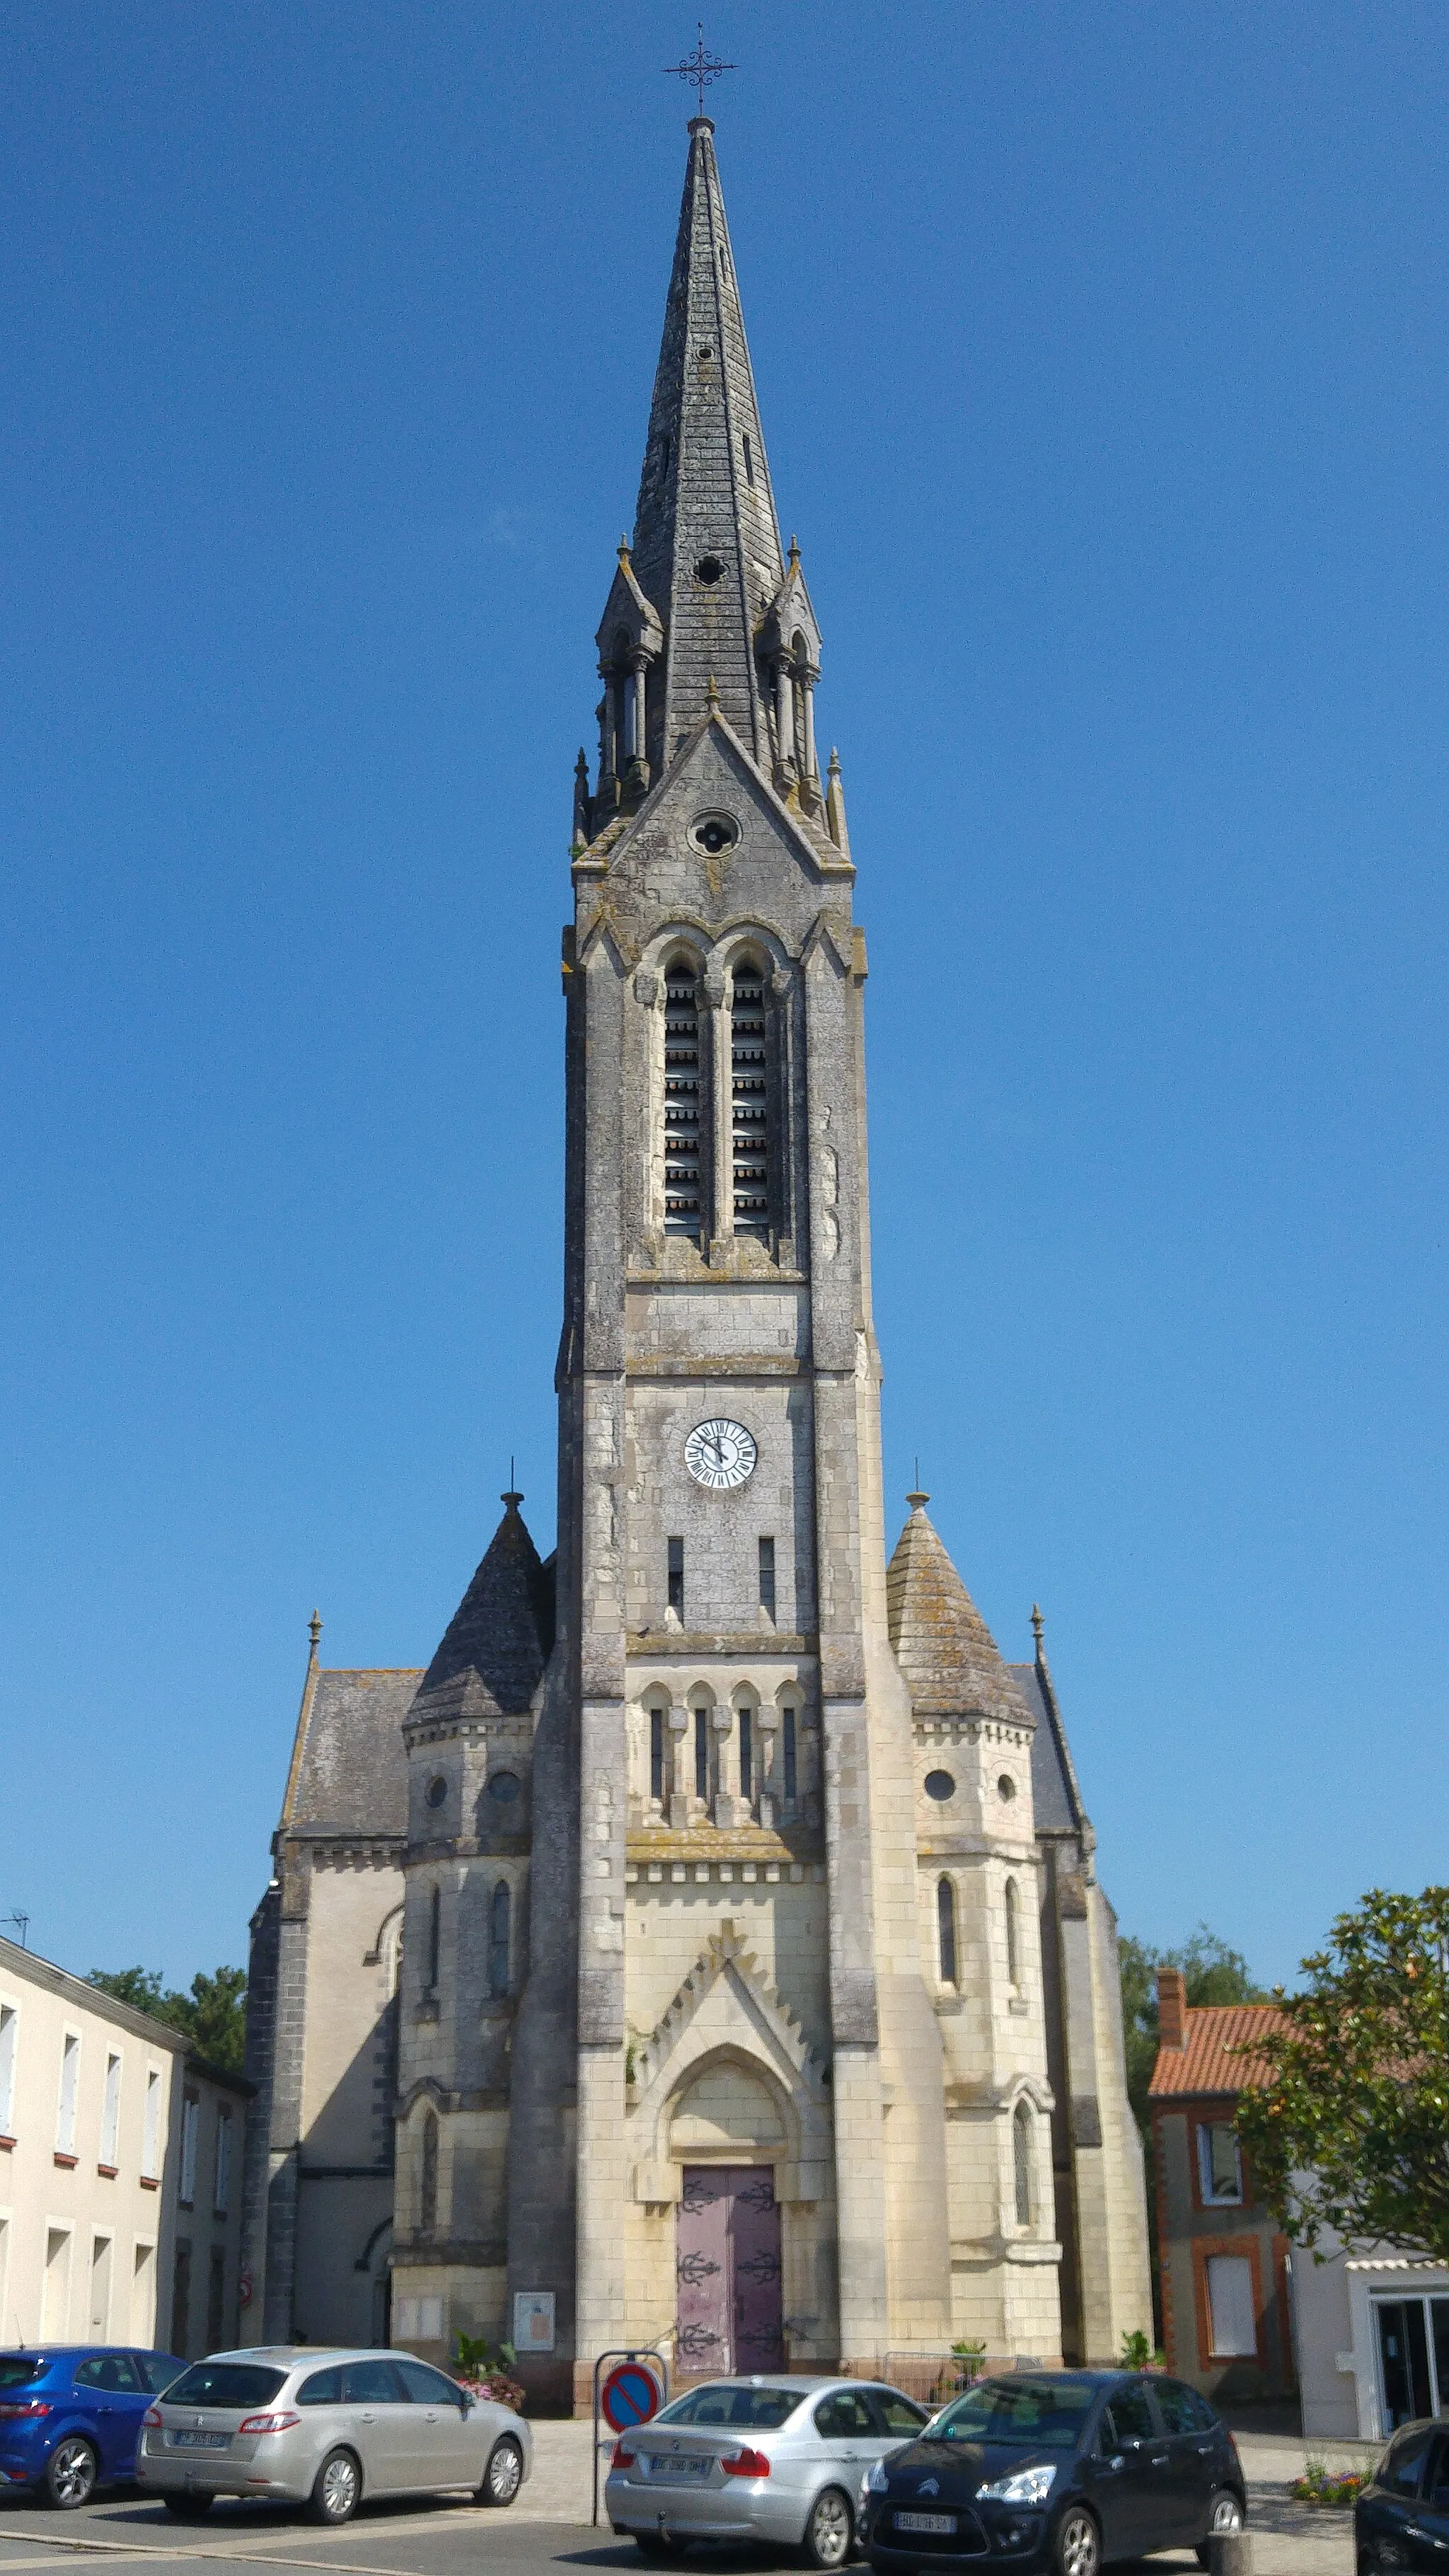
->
1355, 2417, 1449, 2570
860, 2370, 1245, 2576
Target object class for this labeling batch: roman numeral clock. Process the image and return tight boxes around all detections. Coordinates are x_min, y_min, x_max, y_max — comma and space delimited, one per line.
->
683, 1417, 758, 1492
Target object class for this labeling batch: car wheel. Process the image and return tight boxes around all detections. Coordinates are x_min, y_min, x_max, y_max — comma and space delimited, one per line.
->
1194, 2488, 1245, 2568
46, 2437, 99, 2510
163, 2494, 214, 2519
802, 2485, 855, 2571
479, 2436, 524, 2507
1054, 2505, 1101, 2576
308, 2447, 362, 2526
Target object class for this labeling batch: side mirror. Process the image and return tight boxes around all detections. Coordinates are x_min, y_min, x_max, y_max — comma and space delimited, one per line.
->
460, 2391, 474, 2415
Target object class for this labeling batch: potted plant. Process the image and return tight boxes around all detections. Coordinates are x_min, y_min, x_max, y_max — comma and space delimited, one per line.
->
451, 2332, 526, 2415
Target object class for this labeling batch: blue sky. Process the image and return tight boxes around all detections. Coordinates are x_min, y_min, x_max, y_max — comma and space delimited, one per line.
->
4, 1, 1446, 1994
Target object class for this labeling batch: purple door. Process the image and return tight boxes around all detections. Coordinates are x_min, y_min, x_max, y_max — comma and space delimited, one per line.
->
676, 2166, 783, 2374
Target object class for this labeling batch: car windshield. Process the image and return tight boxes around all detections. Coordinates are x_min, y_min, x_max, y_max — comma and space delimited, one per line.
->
162, 2363, 287, 2410
926, 2379, 1097, 2450
654, 2385, 804, 2431
0, 2358, 48, 2390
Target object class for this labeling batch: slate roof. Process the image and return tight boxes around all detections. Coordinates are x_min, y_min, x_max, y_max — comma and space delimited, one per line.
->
885, 1498, 1036, 1728
1148, 2003, 1282, 2100
1009, 1660, 1087, 1838
282, 1668, 420, 1840
406, 1496, 555, 1729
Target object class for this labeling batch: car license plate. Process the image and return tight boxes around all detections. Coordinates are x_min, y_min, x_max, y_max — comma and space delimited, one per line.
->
894, 2510, 957, 2534
171, 2432, 229, 2450
652, 2454, 711, 2481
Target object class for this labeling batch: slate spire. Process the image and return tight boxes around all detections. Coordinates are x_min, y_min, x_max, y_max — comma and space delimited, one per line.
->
628, 117, 787, 769
407, 1491, 555, 1729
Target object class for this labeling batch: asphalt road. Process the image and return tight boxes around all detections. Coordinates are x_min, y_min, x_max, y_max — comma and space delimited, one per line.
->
0, 2420, 1357, 2576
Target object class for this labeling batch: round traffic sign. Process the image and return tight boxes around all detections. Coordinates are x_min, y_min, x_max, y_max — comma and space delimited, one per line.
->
601, 2361, 663, 2432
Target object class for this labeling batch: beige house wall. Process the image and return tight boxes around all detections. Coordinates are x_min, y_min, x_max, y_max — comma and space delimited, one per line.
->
0, 1936, 246, 2361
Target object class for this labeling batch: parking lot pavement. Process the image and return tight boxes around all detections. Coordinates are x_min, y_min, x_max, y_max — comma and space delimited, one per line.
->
0, 2413, 1360, 2576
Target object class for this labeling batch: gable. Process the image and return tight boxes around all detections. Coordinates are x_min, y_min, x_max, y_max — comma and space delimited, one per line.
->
584, 718, 849, 959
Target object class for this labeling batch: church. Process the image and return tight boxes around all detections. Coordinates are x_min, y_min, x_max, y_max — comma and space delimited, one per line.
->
239, 115, 1150, 2411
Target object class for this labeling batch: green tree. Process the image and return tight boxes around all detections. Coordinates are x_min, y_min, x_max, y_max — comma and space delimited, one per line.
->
1235, 1885, 1449, 2264
88, 1964, 248, 2077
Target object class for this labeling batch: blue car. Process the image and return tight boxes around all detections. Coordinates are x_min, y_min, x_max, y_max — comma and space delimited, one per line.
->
0, 2348, 185, 2507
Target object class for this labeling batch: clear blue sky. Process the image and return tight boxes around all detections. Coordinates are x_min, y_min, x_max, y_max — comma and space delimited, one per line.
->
4, 3, 1445, 1995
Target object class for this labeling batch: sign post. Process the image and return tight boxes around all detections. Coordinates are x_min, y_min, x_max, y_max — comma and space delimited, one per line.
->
591, 2347, 669, 2526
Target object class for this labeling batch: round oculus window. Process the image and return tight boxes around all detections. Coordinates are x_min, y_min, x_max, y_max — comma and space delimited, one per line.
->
426, 1776, 447, 1809
694, 553, 724, 585
998, 1772, 1017, 1801
689, 812, 739, 857
487, 1771, 521, 1804
924, 1769, 956, 1802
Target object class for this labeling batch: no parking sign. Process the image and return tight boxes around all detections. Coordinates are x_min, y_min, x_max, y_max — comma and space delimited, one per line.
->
600, 2358, 664, 2432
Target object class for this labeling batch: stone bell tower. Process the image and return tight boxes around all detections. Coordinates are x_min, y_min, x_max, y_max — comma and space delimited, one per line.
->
504, 112, 963, 2402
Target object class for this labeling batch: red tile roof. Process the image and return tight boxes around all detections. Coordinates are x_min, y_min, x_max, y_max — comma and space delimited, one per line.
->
1149, 2002, 1282, 2100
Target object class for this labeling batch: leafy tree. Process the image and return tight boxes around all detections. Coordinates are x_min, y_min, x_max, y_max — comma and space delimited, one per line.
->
88, 1964, 247, 2077
1235, 1885, 1449, 2264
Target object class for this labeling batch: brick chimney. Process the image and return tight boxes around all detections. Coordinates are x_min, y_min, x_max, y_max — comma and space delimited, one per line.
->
1157, 1967, 1188, 2051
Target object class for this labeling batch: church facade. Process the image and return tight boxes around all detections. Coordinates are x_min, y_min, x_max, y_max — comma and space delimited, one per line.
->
239, 118, 1150, 2409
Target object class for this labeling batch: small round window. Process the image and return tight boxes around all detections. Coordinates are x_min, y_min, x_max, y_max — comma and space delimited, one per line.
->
426, 1776, 447, 1809
924, 1769, 956, 1802
998, 1773, 1017, 1802
694, 554, 724, 585
688, 812, 739, 857
488, 1771, 521, 1805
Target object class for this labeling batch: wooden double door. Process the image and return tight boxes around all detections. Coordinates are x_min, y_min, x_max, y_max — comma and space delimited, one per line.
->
675, 2165, 784, 2374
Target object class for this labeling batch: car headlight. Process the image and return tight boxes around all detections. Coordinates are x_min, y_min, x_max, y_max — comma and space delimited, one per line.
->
865, 2460, 891, 2495
977, 2463, 1057, 2507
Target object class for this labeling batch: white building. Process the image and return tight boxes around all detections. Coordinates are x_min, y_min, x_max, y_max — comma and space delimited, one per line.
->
0, 1935, 249, 2357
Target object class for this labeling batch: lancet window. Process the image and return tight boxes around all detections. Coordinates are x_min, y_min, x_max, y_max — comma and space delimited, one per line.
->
1005, 1878, 1022, 1989
419, 2110, 438, 2236
1012, 2101, 1034, 2228
488, 1882, 510, 1999
730, 958, 770, 1235
662, 959, 705, 1240
937, 1877, 958, 1986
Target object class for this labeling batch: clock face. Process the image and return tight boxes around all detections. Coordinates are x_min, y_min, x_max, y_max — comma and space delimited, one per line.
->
684, 1417, 758, 1491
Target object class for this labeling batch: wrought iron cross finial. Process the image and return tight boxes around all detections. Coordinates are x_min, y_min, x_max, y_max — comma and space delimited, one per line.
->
664, 22, 736, 117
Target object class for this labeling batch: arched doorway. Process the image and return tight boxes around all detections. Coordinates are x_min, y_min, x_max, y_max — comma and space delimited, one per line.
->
669, 2060, 785, 2373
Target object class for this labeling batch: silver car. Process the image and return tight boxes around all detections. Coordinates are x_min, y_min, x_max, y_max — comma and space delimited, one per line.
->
604, 2376, 930, 2569
134, 2346, 531, 2524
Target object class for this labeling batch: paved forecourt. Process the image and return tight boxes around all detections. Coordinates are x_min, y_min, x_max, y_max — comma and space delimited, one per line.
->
0, 2420, 1357, 2576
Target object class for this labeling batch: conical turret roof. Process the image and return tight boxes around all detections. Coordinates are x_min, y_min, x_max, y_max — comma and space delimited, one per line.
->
628, 117, 787, 767
887, 1496, 1036, 1728
407, 1494, 554, 1728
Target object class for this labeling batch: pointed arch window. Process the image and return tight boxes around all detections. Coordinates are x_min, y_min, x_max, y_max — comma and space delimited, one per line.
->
937, 1877, 958, 1986
427, 1885, 441, 1992
730, 959, 770, 1235
663, 958, 705, 1240
1012, 2101, 1034, 2229
488, 1882, 510, 1999
420, 2109, 438, 2236
1005, 1878, 1022, 1990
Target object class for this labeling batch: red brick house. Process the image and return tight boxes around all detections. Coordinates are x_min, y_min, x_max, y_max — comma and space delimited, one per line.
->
1148, 1970, 1294, 2400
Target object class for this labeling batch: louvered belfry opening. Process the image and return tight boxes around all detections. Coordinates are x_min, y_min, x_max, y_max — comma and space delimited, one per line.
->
730, 959, 770, 1235
663, 957, 705, 1239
